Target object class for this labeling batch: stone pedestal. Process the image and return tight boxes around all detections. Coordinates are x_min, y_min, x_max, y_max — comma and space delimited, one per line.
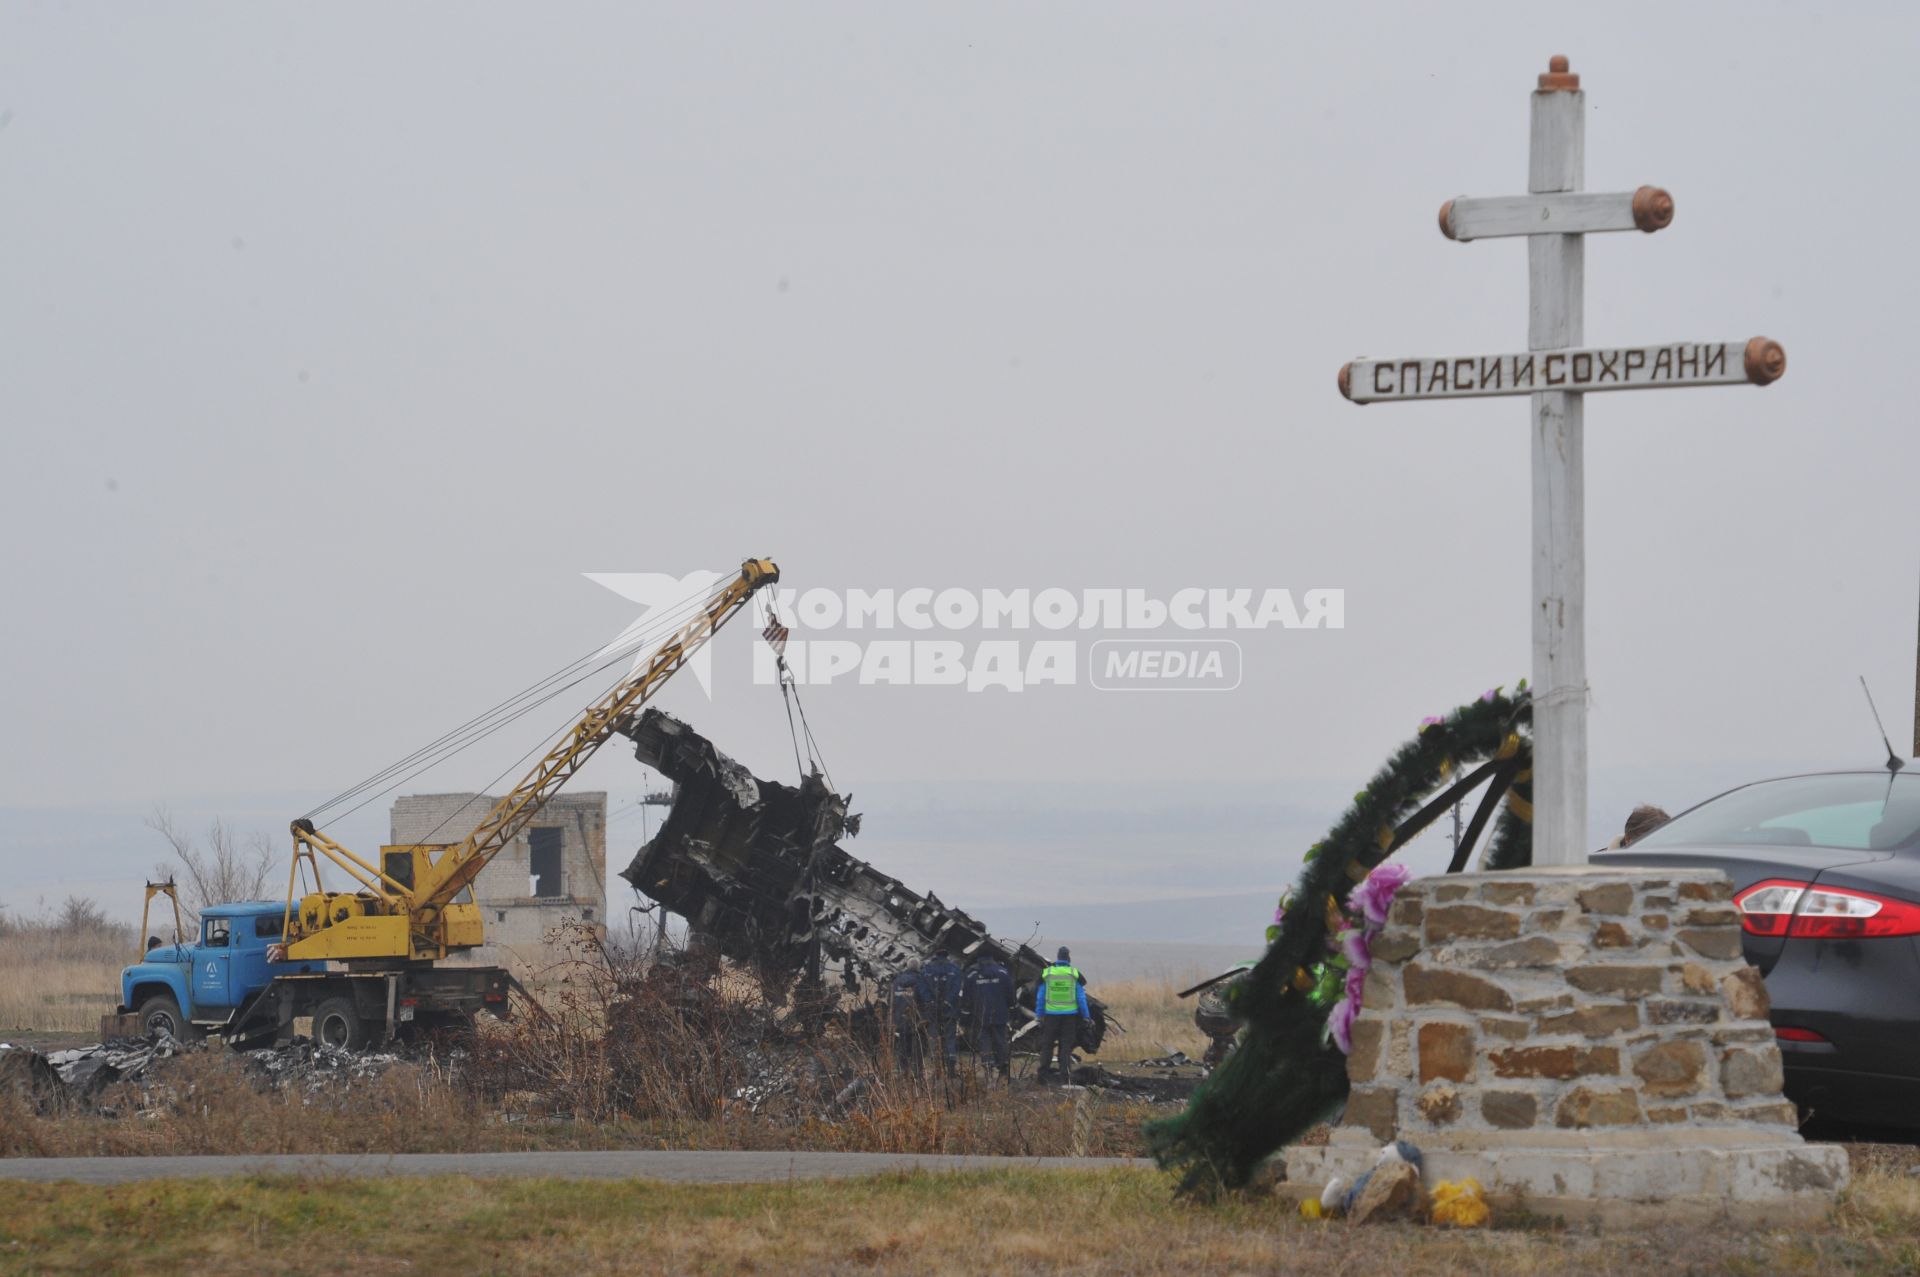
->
1283, 867, 1848, 1225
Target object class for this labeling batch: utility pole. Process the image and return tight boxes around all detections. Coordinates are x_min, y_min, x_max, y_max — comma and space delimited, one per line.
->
1913, 567, 1919, 757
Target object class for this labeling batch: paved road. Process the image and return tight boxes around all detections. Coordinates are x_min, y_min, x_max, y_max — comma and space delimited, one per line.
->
0, 1150, 1156, 1186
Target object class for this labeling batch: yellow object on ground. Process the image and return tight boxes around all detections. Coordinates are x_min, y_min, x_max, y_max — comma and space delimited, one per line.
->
1299, 1198, 1324, 1221
1428, 1177, 1489, 1228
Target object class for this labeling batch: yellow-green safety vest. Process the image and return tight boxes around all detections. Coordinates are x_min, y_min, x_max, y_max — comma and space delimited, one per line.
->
1041, 963, 1082, 1014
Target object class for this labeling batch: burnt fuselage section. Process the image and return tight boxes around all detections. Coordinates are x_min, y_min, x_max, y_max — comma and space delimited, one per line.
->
617, 709, 1105, 1051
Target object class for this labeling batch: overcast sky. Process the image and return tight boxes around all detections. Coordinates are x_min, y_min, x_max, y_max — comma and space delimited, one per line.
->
3, 3, 1916, 930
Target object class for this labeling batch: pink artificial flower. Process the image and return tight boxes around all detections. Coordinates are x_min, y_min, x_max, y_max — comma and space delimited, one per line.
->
1419, 715, 1444, 731
1329, 965, 1370, 1053
1480, 687, 1499, 703
1330, 997, 1355, 1054
1338, 925, 1371, 969
1350, 862, 1412, 929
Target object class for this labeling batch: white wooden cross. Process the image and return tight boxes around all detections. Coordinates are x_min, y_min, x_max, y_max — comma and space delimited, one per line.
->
1339, 56, 1786, 867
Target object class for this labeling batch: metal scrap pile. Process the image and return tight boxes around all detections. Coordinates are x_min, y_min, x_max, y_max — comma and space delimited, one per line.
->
0, 1035, 419, 1113
0, 1036, 187, 1110
243, 1039, 418, 1094
617, 709, 1107, 1051
44, 1035, 184, 1096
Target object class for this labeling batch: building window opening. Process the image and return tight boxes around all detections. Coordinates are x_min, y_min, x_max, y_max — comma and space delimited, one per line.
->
529, 827, 563, 899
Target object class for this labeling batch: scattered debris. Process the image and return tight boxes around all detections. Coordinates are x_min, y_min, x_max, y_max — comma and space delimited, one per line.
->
1068, 1060, 1204, 1103
243, 1039, 417, 1094
46, 1035, 182, 1097
618, 709, 1109, 1050
722, 1023, 851, 1116
2, 1034, 430, 1113
1133, 1050, 1195, 1069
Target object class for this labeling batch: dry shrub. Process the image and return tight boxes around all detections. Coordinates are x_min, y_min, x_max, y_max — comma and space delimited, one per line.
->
0, 897, 137, 1033
0, 896, 136, 963
466, 925, 880, 1125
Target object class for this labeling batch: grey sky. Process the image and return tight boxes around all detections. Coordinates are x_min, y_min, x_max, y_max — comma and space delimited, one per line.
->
3, 3, 1916, 931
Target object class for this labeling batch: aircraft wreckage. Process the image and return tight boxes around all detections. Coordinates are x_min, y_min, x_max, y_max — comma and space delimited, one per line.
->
616, 709, 1107, 1052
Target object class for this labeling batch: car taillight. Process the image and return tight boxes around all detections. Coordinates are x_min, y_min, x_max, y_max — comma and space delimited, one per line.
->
1775, 1027, 1829, 1043
1733, 878, 1920, 939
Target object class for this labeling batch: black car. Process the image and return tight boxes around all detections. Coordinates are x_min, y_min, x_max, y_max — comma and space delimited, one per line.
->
1593, 770, 1920, 1130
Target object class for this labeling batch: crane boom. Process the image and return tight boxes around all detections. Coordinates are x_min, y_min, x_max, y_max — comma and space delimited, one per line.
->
283, 557, 779, 963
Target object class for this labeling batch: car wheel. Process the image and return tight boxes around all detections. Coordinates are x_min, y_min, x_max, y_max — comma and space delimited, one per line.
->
312, 996, 367, 1051
134, 993, 201, 1043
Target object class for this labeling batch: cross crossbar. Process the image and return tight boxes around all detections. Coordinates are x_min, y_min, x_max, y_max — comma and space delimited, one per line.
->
1439, 188, 1674, 241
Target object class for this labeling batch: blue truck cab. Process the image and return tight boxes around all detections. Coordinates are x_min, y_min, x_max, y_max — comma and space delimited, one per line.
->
115, 899, 512, 1049
117, 901, 320, 1040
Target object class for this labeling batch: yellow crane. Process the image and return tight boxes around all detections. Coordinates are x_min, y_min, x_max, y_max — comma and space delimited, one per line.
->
281, 558, 780, 966
108, 559, 780, 1049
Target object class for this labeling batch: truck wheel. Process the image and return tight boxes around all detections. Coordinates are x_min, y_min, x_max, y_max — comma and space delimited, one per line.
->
135, 993, 201, 1043
312, 997, 367, 1051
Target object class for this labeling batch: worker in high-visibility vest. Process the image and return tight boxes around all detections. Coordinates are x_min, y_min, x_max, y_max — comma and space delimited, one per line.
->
1032, 946, 1088, 1085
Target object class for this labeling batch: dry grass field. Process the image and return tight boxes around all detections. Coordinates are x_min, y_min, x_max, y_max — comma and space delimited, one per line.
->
0, 930, 1204, 1163
3, 1166, 1917, 1276
1096, 978, 1212, 1061
0, 902, 134, 1037
0, 1045, 1160, 1160
0, 895, 1213, 1063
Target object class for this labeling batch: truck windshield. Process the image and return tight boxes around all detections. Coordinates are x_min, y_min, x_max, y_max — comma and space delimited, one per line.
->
1636, 773, 1920, 852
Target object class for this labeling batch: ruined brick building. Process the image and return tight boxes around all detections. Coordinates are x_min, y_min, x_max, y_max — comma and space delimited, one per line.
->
389, 792, 607, 967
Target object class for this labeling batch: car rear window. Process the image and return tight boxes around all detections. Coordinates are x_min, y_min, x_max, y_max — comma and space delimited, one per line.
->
1636, 773, 1920, 852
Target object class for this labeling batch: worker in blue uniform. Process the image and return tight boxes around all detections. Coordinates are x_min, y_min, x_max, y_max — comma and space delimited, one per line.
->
960, 955, 1016, 1079
889, 965, 932, 1077
921, 945, 964, 1078
1033, 946, 1088, 1085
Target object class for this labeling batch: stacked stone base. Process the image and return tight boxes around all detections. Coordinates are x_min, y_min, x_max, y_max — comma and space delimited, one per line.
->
1286, 1128, 1843, 1226
1281, 867, 1848, 1225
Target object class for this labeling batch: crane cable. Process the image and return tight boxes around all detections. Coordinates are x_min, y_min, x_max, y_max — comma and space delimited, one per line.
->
309, 586, 720, 834
301, 575, 734, 834
760, 601, 833, 791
